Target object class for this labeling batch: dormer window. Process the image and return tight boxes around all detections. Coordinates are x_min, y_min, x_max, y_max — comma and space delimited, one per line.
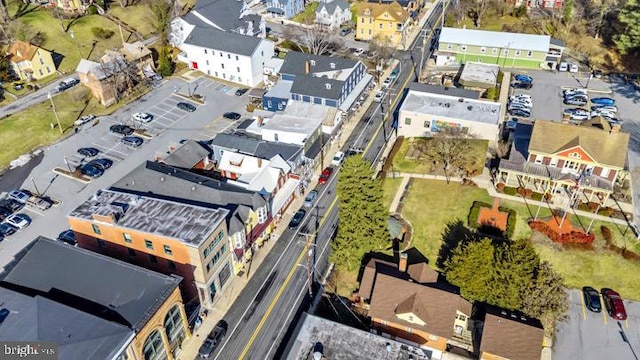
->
310, 60, 316, 66
364, 8, 370, 15
330, 62, 335, 69
325, 83, 331, 89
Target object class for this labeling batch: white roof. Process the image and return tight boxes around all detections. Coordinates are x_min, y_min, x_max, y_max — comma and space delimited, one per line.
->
75, 59, 99, 74
439, 27, 551, 52
218, 152, 268, 175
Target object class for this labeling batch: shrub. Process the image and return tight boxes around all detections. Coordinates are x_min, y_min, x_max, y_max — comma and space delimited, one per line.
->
496, 182, 506, 192
577, 202, 591, 212
598, 207, 612, 217
529, 220, 595, 244
504, 186, 517, 196
530, 192, 543, 201
588, 202, 599, 212
499, 206, 517, 238
484, 87, 498, 100
91, 27, 115, 39
601, 225, 612, 242
87, 5, 98, 14
467, 201, 493, 228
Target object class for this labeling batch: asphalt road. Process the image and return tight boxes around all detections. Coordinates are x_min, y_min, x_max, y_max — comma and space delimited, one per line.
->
210, 3, 446, 359
0, 76, 79, 119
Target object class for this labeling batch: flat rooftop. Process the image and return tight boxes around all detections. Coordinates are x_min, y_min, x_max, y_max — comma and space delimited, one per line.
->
262, 113, 323, 134
460, 62, 500, 87
285, 313, 431, 360
69, 189, 228, 246
401, 88, 501, 125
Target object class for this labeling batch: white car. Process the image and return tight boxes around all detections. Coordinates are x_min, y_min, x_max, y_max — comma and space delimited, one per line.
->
382, 77, 393, 89
569, 63, 579, 73
5, 213, 30, 229
8, 190, 30, 204
563, 88, 588, 96
510, 98, 532, 107
132, 112, 153, 123
591, 110, 616, 119
373, 90, 385, 103
510, 94, 532, 100
331, 151, 345, 166
73, 114, 96, 127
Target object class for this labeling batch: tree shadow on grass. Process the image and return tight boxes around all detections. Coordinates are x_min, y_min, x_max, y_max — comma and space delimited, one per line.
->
437, 220, 509, 269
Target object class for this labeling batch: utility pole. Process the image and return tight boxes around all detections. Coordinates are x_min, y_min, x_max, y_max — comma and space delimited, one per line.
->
70, 30, 82, 58
31, 178, 41, 196
48, 92, 63, 135
299, 232, 316, 297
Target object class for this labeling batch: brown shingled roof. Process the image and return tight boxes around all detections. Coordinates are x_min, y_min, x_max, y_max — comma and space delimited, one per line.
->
9, 40, 39, 63
529, 120, 629, 168
368, 273, 472, 339
480, 310, 544, 360
407, 262, 439, 284
359, 258, 400, 301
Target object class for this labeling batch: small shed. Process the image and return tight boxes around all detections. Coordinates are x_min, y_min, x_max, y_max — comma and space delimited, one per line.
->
459, 62, 500, 90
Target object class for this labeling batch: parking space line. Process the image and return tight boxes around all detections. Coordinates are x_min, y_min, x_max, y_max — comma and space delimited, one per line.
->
580, 292, 587, 320
626, 319, 629, 328
602, 300, 608, 324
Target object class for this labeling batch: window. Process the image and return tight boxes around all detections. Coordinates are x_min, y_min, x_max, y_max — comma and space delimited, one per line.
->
168, 260, 176, 270
220, 52, 223, 57
206, 60, 209, 66
221, 64, 225, 69
204, 230, 226, 258
404, 118, 411, 125
361, 18, 364, 23
233, 232, 245, 249
480, 46, 486, 53
502, 48, 508, 55
368, 29, 372, 35
527, 51, 533, 57
128, 248, 136, 257
39, 58, 44, 65
97, 239, 106, 248
149, 254, 157, 263
46, 66, 51, 73
423, 120, 429, 128
215, 71, 218, 77
164, 305, 185, 343
515, 49, 521, 56
447, 43, 452, 50
205, 245, 227, 273
235, 55, 239, 61
39, 69, 43, 76
257, 206, 268, 224
145, 239, 154, 250
379, 24, 382, 29
461, 45, 467, 51
227, 54, 231, 59
274, 133, 279, 142
491, 48, 498, 54
237, 67, 240, 73
123, 233, 132, 243
142, 330, 165, 360
163, 245, 173, 256
211, 50, 215, 56
204, 49, 207, 54
218, 261, 231, 287
92, 224, 101, 235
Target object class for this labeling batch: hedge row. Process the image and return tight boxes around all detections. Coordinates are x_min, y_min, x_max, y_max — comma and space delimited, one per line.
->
498, 206, 517, 238
467, 201, 493, 228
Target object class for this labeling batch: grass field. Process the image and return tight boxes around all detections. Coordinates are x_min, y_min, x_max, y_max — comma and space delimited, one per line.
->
7, 1, 138, 73
291, 2, 319, 24
108, 4, 156, 38
392, 137, 488, 175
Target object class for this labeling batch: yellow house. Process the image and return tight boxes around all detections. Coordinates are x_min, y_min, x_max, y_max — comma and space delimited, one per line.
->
8, 40, 56, 81
355, 1, 410, 47
55, 0, 93, 13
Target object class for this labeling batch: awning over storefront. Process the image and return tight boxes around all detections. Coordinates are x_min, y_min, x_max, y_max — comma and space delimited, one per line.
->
272, 177, 301, 216
339, 74, 373, 112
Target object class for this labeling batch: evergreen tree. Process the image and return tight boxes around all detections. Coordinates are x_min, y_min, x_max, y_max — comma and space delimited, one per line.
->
444, 238, 497, 303
614, 0, 640, 55
522, 261, 568, 320
331, 155, 389, 271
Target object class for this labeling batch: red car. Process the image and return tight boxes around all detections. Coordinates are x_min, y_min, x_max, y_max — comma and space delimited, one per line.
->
601, 288, 627, 320
318, 167, 333, 184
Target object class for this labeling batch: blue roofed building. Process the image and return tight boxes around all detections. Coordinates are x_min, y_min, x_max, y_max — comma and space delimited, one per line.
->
266, 0, 304, 18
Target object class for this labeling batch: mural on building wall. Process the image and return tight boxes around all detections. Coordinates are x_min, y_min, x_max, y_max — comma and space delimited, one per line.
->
431, 120, 462, 132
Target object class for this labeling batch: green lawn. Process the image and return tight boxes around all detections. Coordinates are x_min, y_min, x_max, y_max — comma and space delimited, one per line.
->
447, 11, 522, 32
108, 4, 156, 38
392, 137, 488, 175
382, 177, 403, 211
8, 1, 138, 73
291, 2, 319, 24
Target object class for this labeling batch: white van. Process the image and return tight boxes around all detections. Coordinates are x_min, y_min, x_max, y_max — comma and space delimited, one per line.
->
569, 63, 579, 73
558, 62, 568, 72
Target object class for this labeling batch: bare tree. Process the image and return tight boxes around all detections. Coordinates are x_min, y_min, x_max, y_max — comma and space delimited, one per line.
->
149, 0, 174, 46
284, 24, 340, 55
369, 34, 394, 65
489, 140, 510, 160
416, 127, 475, 183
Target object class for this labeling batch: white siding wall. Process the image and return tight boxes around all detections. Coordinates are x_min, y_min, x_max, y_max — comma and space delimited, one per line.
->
250, 41, 275, 87
397, 110, 499, 141
261, 129, 309, 145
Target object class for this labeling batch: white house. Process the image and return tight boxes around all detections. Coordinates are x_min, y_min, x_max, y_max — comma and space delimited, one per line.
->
398, 83, 501, 140
315, 0, 351, 29
176, 25, 275, 87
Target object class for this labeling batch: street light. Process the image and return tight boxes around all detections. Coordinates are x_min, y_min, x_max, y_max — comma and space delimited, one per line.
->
48, 92, 63, 135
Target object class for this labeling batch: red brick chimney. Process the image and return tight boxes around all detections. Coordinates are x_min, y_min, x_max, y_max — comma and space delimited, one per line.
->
399, 252, 408, 272
305, 61, 310, 74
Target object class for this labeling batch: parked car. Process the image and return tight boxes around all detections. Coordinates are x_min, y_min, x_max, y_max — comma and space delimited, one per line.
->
509, 108, 531, 118
303, 190, 318, 208
510, 94, 532, 101
373, 90, 385, 103
74, 114, 96, 127
198, 321, 227, 358
235, 88, 249, 96
508, 103, 531, 112
8, 190, 30, 204
582, 286, 602, 313
6, 213, 31, 229
382, 77, 393, 89
354, 48, 365, 56
55, 78, 79, 92
57, 230, 77, 246
514, 74, 533, 84
88, 158, 113, 171
511, 82, 532, 90
0, 207, 12, 221
132, 112, 153, 123
592, 69, 603, 78
601, 288, 627, 320
591, 110, 616, 119
331, 151, 345, 166
177, 102, 197, 112
318, 167, 333, 184
0, 199, 22, 212
121, 136, 144, 148
77, 147, 100, 158
564, 97, 588, 106
591, 97, 616, 106
558, 62, 569, 72
223, 112, 242, 120
509, 98, 532, 107
0, 223, 17, 237
79, 164, 104, 178
563, 108, 589, 116
26, 196, 52, 211
109, 124, 134, 136
563, 88, 588, 97
340, 28, 351, 37
569, 63, 579, 73
288, 209, 307, 229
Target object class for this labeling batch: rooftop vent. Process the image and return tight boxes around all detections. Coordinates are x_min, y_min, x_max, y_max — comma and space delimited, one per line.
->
325, 83, 331, 89
160, 177, 165, 182
467, 105, 473, 111
330, 62, 335, 69
445, 103, 450, 108
458, 98, 464, 102
310, 60, 316, 66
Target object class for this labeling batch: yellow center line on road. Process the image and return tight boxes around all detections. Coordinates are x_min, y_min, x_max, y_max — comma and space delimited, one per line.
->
238, 196, 339, 360
363, 10, 445, 156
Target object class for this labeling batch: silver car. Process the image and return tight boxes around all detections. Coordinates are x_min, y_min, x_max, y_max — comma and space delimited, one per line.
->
304, 190, 318, 208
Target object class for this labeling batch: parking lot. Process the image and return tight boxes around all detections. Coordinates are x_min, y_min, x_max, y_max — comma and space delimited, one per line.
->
554, 289, 640, 359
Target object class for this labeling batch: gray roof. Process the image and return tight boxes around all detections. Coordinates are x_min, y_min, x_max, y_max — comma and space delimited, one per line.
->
212, 133, 302, 162
0, 237, 182, 331
279, 51, 357, 75
183, 26, 263, 56
317, 0, 349, 14
409, 82, 480, 99
264, 79, 293, 99
69, 190, 228, 246
189, 0, 262, 33
0, 287, 133, 360
163, 140, 212, 169
290, 75, 344, 100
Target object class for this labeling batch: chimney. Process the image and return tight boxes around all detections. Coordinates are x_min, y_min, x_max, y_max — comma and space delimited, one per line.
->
305, 61, 310, 74
399, 252, 408, 272
258, 158, 263, 167
611, 124, 621, 133
257, 116, 264, 127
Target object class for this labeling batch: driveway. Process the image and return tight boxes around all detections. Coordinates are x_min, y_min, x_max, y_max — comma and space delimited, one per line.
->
0, 75, 246, 268
554, 289, 640, 360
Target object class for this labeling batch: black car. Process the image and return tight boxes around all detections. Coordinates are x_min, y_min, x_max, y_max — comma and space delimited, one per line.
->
121, 136, 144, 148
511, 82, 533, 90
0, 207, 12, 221
110, 124, 134, 136
88, 158, 113, 170
288, 209, 307, 229
223, 112, 242, 120
509, 108, 531, 118
177, 102, 197, 112
0, 223, 17, 237
79, 164, 104, 178
198, 320, 227, 358
0, 199, 23, 213
582, 286, 602, 312
235, 88, 249, 96
57, 230, 77, 246
77, 147, 100, 158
